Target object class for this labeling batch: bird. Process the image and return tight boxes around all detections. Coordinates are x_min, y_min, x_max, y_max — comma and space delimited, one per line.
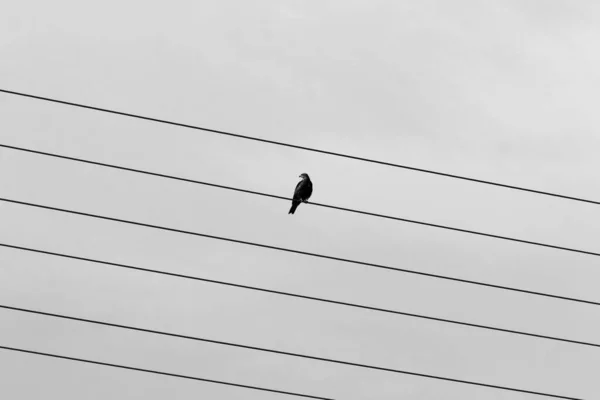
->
288, 173, 313, 214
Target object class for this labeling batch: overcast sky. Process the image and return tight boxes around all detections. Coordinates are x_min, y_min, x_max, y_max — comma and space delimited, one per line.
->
1, 1, 600, 399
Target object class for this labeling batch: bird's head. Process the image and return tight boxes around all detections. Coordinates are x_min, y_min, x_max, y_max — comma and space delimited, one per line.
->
299, 173, 309, 180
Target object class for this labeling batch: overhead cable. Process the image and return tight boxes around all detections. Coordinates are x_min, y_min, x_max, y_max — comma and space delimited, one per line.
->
0, 316, 582, 399
1, 144, 598, 259
1, 199, 598, 307
0, 345, 331, 399
0, 88, 597, 206
1, 244, 598, 348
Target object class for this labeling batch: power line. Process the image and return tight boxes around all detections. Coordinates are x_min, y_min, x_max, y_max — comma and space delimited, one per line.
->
0, 308, 583, 399
0, 345, 332, 399
0, 88, 597, 207
1, 198, 598, 307
2, 243, 598, 348
1, 143, 599, 259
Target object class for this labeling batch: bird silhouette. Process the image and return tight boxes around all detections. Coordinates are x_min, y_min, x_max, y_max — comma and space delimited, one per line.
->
288, 173, 313, 214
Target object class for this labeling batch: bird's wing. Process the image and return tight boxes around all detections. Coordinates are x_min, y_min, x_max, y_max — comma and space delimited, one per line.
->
293, 180, 305, 200
297, 180, 312, 200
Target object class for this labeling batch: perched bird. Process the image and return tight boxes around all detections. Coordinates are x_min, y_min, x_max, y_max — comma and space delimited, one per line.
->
288, 173, 313, 214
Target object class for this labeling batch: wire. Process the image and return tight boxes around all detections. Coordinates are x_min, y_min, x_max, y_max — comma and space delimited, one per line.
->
0, 309, 582, 399
1, 199, 598, 307
1, 144, 599, 259
2, 243, 598, 348
1, 88, 598, 207
0, 345, 332, 399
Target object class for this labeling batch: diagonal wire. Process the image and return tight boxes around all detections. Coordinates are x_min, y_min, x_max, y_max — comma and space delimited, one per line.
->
0, 345, 333, 399
1, 243, 598, 348
0, 88, 598, 206
0, 308, 584, 399
1, 197, 599, 307
1, 143, 599, 259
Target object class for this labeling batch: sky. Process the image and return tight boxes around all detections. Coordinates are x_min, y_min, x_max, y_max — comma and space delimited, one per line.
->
1, 1, 600, 399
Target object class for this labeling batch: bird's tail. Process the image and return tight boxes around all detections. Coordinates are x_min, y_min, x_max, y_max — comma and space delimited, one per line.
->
288, 201, 300, 214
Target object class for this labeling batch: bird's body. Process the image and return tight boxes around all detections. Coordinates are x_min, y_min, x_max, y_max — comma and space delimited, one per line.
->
288, 173, 313, 214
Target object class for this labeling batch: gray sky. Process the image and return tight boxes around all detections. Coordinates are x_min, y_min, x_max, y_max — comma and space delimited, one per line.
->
1, 1, 599, 399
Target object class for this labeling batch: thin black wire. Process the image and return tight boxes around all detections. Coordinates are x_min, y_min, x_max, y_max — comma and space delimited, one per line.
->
0, 308, 583, 399
1, 198, 599, 307
0, 345, 332, 399
2, 243, 598, 348
1, 88, 598, 206
1, 144, 599, 259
